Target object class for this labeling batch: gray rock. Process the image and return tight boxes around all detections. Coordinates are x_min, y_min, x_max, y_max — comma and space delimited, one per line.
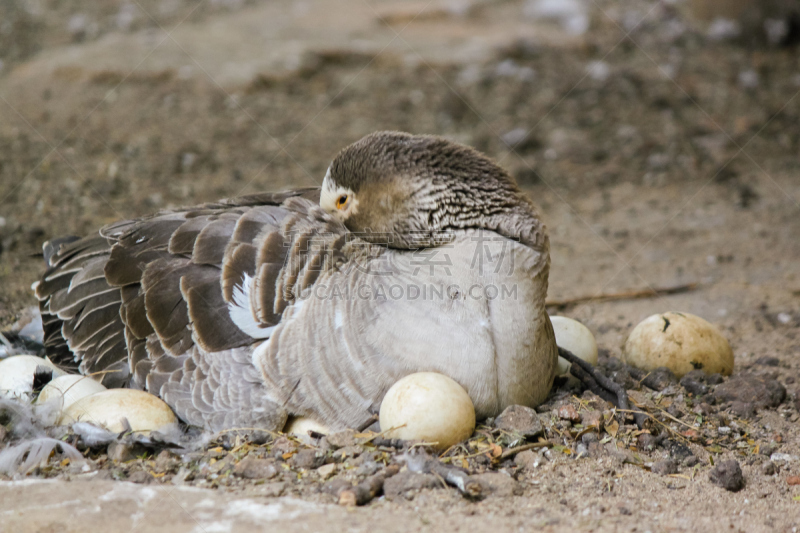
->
383, 471, 440, 500
651, 459, 678, 475
289, 449, 323, 470
680, 370, 709, 396
472, 473, 522, 497
127, 470, 153, 484
638, 366, 677, 392
514, 450, 539, 470
714, 375, 786, 409
326, 430, 358, 449
494, 405, 544, 438
233, 457, 278, 480
709, 460, 745, 492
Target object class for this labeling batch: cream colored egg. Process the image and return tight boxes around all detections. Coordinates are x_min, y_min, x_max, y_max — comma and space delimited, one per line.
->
550, 316, 598, 376
60, 389, 177, 432
284, 416, 330, 444
36, 374, 107, 411
379, 372, 475, 451
623, 312, 734, 378
0, 355, 65, 400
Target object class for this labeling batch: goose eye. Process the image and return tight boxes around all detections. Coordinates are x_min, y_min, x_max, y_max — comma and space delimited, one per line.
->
336, 194, 348, 209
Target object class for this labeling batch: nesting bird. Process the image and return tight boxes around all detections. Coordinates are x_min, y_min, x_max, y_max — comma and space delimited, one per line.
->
34, 132, 558, 432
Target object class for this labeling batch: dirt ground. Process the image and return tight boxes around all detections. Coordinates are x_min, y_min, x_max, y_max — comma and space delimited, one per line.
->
1, 0, 799, 531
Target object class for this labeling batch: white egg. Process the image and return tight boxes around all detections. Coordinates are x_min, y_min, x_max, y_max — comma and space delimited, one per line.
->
0, 355, 65, 400
550, 316, 598, 376
284, 416, 330, 444
36, 374, 107, 411
60, 389, 177, 432
379, 372, 475, 451
623, 311, 734, 378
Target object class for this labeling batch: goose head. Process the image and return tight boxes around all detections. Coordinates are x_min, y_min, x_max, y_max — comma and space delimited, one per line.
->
320, 131, 546, 251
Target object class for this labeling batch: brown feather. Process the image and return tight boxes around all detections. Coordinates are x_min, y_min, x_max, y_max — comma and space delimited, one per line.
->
141, 258, 194, 356
182, 275, 253, 352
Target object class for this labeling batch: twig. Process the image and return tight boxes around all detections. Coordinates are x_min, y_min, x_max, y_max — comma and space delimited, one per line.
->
546, 283, 698, 308
426, 461, 483, 499
558, 347, 648, 429
338, 465, 400, 506
495, 441, 553, 462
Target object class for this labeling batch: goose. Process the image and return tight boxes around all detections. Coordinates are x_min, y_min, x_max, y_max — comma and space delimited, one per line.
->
33, 131, 559, 433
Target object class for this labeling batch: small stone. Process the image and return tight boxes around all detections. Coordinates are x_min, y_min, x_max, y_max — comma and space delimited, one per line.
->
580, 409, 603, 429
754, 356, 780, 367
472, 473, 522, 497
494, 404, 544, 437
128, 470, 153, 484
290, 449, 323, 470
729, 401, 756, 418
787, 476, 800, 486
270, 436, 296, 456
761, 461, 777, 476
107, 441, 145, 463
715, 375, 786, 409
260, 481, 286, 497
383, 472, 439, 500
610, 368, 637, 390
709, 460, 745, 492
683, 456, 700, 468
637, 433, 659, 452
514, 450, 539, 470
557, 404, 581, 423
759, 444, 777, 456
233, 457, 278, 480
332, 445, 362, 462
326, 430, 358, 449
154, 449, 179, 473
680, 372, 709, 397
316, 463, 337, 480
651, 459, 678, 475
640, 367, 677, 391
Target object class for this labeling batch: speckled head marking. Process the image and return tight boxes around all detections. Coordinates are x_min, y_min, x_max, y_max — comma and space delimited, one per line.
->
320, 131, 547, 250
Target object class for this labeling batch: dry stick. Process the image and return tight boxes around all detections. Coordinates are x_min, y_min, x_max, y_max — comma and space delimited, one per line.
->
426, 461, 483, 499
558, 347, 648, 429
495, 441, 553, 462
338, 464, 400, 506
546, 282, 698, 308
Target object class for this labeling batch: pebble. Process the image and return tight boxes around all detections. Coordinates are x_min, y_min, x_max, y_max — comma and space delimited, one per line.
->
679, 370, 710, 397
233, 458, 278, 480
514, 450, 540, 470
128, 470, 153, 484
651, 459, 678, 476
640, 367, 677, 392
580, 409, 603, 429
761, 461, 777, 476
557, 404, 581, 423
494, 404, 544, 438
383, 471, 439, 500
289, 449, 323, 470
326, 430, 358, 449
472, 473, 522, 497
787, 476, 800, 486
709, 460, 745, 492
316, 463, 337, 480
715, 375, 786, 409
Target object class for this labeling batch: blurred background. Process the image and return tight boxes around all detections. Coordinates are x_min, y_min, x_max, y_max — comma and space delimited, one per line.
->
0, 0, 798, 366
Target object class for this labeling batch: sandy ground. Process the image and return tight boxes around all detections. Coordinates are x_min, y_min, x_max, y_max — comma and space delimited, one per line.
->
1, 0, 799, 531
